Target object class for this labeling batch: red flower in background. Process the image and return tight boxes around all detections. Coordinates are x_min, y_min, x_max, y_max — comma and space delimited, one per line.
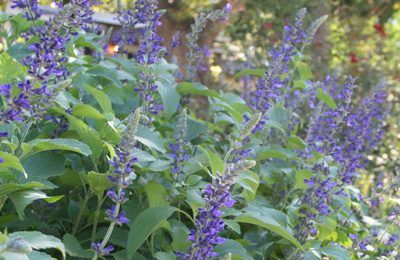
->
373, 23, 386, 37
349, 52, 358, 63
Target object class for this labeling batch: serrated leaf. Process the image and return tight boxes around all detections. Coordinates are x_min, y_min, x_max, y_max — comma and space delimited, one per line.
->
287, 135, 307, 149
24, 139, 92, 157
316, 88, 338, 109
0, 151, 26, 178
66, 115, 104, 161
63, 234, 94, 258
0, 182, 47, 197
321, 245, 350, 260
198, 146, 224, 175
72, 104, 105, 120
0, 52, 27, 84
84, 85, 114, 114
86, 171, 112, 198
256, 147, 296, 160
156, 80, 180, 117
22, 152, 65, 180
9, 190, 48, 219
176, 82, 222, 99
136, 126, 166, 153
234, 68, 264, 78
295, 169, 314, 190
236, 209, 301, 248
127, 206, 176, 259
8, 231, 65, 259
145, 181, 168, 207
85, 65, 122, 88
215, 239, 253, 260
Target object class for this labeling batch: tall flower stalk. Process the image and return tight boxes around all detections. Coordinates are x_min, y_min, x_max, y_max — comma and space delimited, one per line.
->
178, 112, 260, 259
178, 160, 255, 260
1, 0, 93, 123
251, 9, 326, 132
168, 109, 189, 179
184, 3, 231, 81
92, 108, 141, 259
116, 0, 165, 116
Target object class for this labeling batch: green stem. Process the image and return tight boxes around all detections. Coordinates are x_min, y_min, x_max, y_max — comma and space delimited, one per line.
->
15, 120, 33, 157
72, 193, 91, 236
91, 194, 104, 243
92, 185, 122, 259
0, 196, 7, 212
0, 246, 7, 256
223, 140, 237, 164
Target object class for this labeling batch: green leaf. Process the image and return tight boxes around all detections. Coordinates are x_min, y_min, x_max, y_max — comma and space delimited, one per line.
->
74, 36, 103, 52
63, 234, 94, 258
8, 231, 65, 259
28, 251, 53, 260
136, 126, 166, 153
316, 88, 338, 109
287, 135, 307, 149
154, 252, 176, 260
23, 139, 92, 157
85, 65, 122, 88
217, 103, 243, 123
293, 80, 307, 90
236, 171, 259, 200
198, 146, 224, 175
224, 220, 241, 235
0, 182, 47, 197
145, 181, 169, 207
156, 80, 180, 117
22, 152, 65, 180
186, 118, 207, 141
236, 209, 302, 248
321, 245, 350, 260
296, 61, 312, 80
256, 147, 296, 160
10, 14, 34, 35
0, 51, 27, 84
127, 206, 176, 259
72, 104, 105, 120
9, 190, 48, 219
176, 82, 222, 99
295, 169, 314, 190
43, 195, 64, 204
66, 115, 104, 161
234, 68, 264, 78
0, 151, 26, 178
86, 171, 112, 198
84, 85, 114, 114
215, 239, 253, 260
7, 43, 31, 61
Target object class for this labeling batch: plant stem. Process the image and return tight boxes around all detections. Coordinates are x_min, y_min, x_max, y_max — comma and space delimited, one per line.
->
0, 196, 7, 212
92, 186, 123, 260
72, 193, 91, 236
91, 194, 104, 243
15, 120, 33, 157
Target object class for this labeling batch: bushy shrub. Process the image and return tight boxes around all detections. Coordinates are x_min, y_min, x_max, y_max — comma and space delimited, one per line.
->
0, 1, 398, 259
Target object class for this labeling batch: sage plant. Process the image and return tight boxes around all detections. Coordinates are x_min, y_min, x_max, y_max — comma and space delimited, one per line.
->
168, 109, 189, 177
251, 9, 326, 132
178, 160, 255, 260
1, 0, 93, 123
178, 112, 260, 259
92, 108, 141, 258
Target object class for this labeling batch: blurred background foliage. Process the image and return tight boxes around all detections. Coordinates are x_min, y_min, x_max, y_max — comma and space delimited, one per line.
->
1, 0, 399, 196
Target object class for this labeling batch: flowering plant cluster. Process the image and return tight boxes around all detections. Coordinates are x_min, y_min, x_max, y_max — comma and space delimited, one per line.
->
0, 1, 398, 260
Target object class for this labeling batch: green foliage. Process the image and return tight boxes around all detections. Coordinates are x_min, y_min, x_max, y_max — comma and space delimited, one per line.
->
0, 3, 398, 260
